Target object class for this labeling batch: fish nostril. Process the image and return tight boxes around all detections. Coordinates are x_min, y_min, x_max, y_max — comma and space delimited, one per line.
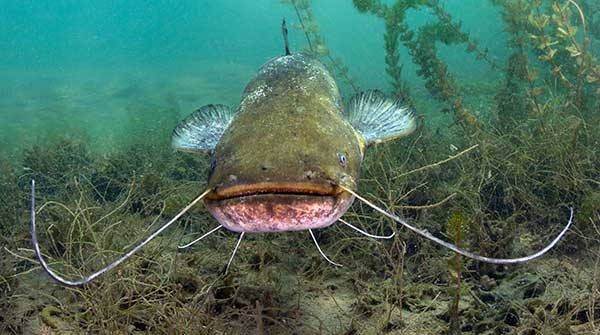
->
304, 170, 316, 180
261, 165, 268, 171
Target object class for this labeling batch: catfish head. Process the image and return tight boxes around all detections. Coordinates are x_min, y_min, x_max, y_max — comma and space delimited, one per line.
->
184, 55, 367, 233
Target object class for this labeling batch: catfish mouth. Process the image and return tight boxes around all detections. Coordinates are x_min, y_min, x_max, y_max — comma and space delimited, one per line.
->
206, 181, 338, 200
204, 181, 354, 233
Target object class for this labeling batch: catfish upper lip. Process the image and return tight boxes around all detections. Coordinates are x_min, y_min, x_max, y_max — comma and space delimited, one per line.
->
207, 181, 340, 200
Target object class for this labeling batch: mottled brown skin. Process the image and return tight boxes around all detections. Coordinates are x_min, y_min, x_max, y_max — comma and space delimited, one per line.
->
205, 53, 366, 233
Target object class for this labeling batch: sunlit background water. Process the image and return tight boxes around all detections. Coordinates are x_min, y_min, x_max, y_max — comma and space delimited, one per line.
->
1, 0, 508, 160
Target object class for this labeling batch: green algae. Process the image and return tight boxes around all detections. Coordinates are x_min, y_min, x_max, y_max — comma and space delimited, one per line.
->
40, 305, 62, 329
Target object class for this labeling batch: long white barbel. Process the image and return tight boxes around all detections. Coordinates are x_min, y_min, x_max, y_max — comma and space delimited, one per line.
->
31, 179, 211, 286
309, 229, 343, 267
338, 218, 395, 239
178, 225, 223, 249
340, 185, 573, 264
225, 232, 245, 274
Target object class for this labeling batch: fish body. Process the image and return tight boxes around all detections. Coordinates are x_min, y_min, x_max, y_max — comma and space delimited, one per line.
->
172, 53, 416, 233
206, 54, 362, 232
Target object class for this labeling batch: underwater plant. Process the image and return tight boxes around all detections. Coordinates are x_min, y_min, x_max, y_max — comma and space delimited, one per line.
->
493, 0, 600, 122
282, 0, 361, 93
533, 0, 600, 110
446, 210, 468, 334
351, 0, 490, 129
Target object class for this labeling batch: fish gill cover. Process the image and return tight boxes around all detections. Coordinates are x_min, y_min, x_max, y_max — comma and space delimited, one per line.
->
1, 0, 599, 333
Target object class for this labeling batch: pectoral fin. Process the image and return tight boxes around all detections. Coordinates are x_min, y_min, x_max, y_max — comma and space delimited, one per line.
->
171, 104, 235, 154
344, 90, 417, 146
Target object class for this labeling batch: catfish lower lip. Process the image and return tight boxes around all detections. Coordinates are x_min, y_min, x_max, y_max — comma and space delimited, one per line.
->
204, 192, 354, 233
204, 181, 351, 233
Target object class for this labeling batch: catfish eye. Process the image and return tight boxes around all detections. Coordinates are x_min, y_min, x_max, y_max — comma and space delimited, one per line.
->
337, 152, 347, 168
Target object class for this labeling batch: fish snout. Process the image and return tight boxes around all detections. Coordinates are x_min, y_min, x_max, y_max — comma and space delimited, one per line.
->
203, 181, 354, 233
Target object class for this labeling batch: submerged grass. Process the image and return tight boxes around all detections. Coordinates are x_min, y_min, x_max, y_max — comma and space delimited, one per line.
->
1, 102, 598, 334
1, 0, 600, 333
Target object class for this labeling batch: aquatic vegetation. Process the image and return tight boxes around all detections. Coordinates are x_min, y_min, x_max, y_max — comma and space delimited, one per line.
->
446, 210, 468, 334
351, 0, 486, 128
529, 0, 600, 100
0, 159, 20, 239
283, 0, 361, 93
493, 0, 600, 133
2, 112, 598, 333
